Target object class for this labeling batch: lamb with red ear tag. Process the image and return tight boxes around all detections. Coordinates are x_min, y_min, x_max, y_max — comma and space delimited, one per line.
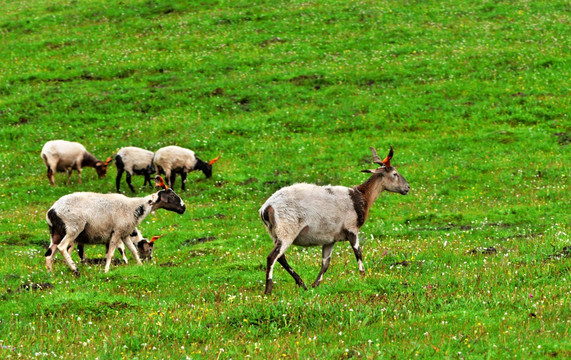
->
136, 234, 163, 261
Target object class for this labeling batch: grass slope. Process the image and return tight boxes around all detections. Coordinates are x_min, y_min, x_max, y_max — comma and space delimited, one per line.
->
0, 0, 569, 358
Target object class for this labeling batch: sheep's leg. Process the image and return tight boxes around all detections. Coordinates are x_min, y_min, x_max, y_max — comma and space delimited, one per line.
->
277, 255, 307, 290
45, 241, 59, 272
180, 172, 187, 191
117, 243, 128, 264
56, 234, 80, 276
115, 168, 124, 193
347, 232, 365, 275
143, 173, 152, 188
169, 173, 176, 189
46, 167, 55, 186
311, 243, 335, 288
76, 167, 83, 184
66, 241, 77, 259
65, 169, 73, 185
265, 240, 291, 295
122, 236, 142, 265
163, 170, 172, 188
104, 234, 122, 273
77, 244, 85, 262
45, 159, 58, 185
125, 172, 136, 192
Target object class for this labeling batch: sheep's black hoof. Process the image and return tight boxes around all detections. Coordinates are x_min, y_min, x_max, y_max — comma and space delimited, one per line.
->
72, 270, 80, 277
264, 279, 273, 295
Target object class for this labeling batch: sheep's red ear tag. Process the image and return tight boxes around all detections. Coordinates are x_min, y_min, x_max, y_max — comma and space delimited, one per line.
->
150, 235, 163, 243
105, 157, 112, 165
208, 155, 220, 165
381, 146, 394, 168
154, 175, 169, 190
381, 156, 391, 168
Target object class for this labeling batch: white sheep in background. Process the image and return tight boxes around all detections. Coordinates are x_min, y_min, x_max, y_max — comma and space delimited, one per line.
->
75, 229, 162, 263
41, 140, 111, 186
259, 146, 410, 294
115, 146, 157, 193
153, 145, 220, 190
45, 176, 185, 274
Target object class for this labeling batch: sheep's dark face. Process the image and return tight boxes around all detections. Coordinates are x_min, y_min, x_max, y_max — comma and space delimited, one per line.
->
195, 159, 213, 178
155, 189, 186, 214
202, 164, 213, 178
95, 162, 109, 178
137, 240, 154, 261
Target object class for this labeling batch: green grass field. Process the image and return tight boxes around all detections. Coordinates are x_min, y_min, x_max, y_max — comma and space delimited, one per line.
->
0, 0, 569, 358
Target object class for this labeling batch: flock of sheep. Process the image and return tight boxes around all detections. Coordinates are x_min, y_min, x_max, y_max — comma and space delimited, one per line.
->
40, 140, 410, 294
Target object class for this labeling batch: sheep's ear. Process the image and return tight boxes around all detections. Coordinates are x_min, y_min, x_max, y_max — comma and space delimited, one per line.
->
105, 157, 113, 165
381, 146, 393, 168
154, 175, 169, 190
361, 168, 386, 174
208, 155, 220, 165
150, 235, 162, 243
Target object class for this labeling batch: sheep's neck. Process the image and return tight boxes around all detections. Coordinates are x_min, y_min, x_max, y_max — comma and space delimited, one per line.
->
354, 174, 385, 213
81, 152, 99, 168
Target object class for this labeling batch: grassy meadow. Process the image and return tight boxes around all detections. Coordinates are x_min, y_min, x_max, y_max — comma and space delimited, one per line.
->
0, 0, 570, 358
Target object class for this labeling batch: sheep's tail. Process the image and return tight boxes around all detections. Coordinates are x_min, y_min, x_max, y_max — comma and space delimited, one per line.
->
260, 205, 275, 231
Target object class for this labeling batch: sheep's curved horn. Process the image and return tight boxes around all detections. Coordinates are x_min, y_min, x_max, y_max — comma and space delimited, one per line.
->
381, 146, 394, 168
370, 147, 383, 166
154, 175, 169, 190
105, 157, 113, 165
208, 155, 220, 165
150, 235, 163, 243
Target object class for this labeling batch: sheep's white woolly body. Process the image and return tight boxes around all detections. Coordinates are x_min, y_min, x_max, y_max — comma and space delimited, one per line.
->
261, 184, 358, 246
51, 193, 154, 243
154, 145, 216, 190
117, 147, 155, 174
115, 147, 156, 192
154, 146, 198, 174
41, 140, 108, 186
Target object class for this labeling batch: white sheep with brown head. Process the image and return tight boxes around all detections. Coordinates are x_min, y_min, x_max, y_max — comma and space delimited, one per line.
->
259, 146, 410, 294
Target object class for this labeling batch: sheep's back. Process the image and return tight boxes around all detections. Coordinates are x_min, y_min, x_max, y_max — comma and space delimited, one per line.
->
41, 140, 86, 166
117, 147, 155, 170
154, 146, 197, 172
261, 183, 358, 238
49, 192, 141, 238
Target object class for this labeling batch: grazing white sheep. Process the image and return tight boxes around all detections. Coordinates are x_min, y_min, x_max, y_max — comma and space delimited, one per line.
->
115, 146, 157, 193
41, 140, 111, 186
153, 145, 220, 190
259, 146, 410, 294
45, 176, 185, 274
